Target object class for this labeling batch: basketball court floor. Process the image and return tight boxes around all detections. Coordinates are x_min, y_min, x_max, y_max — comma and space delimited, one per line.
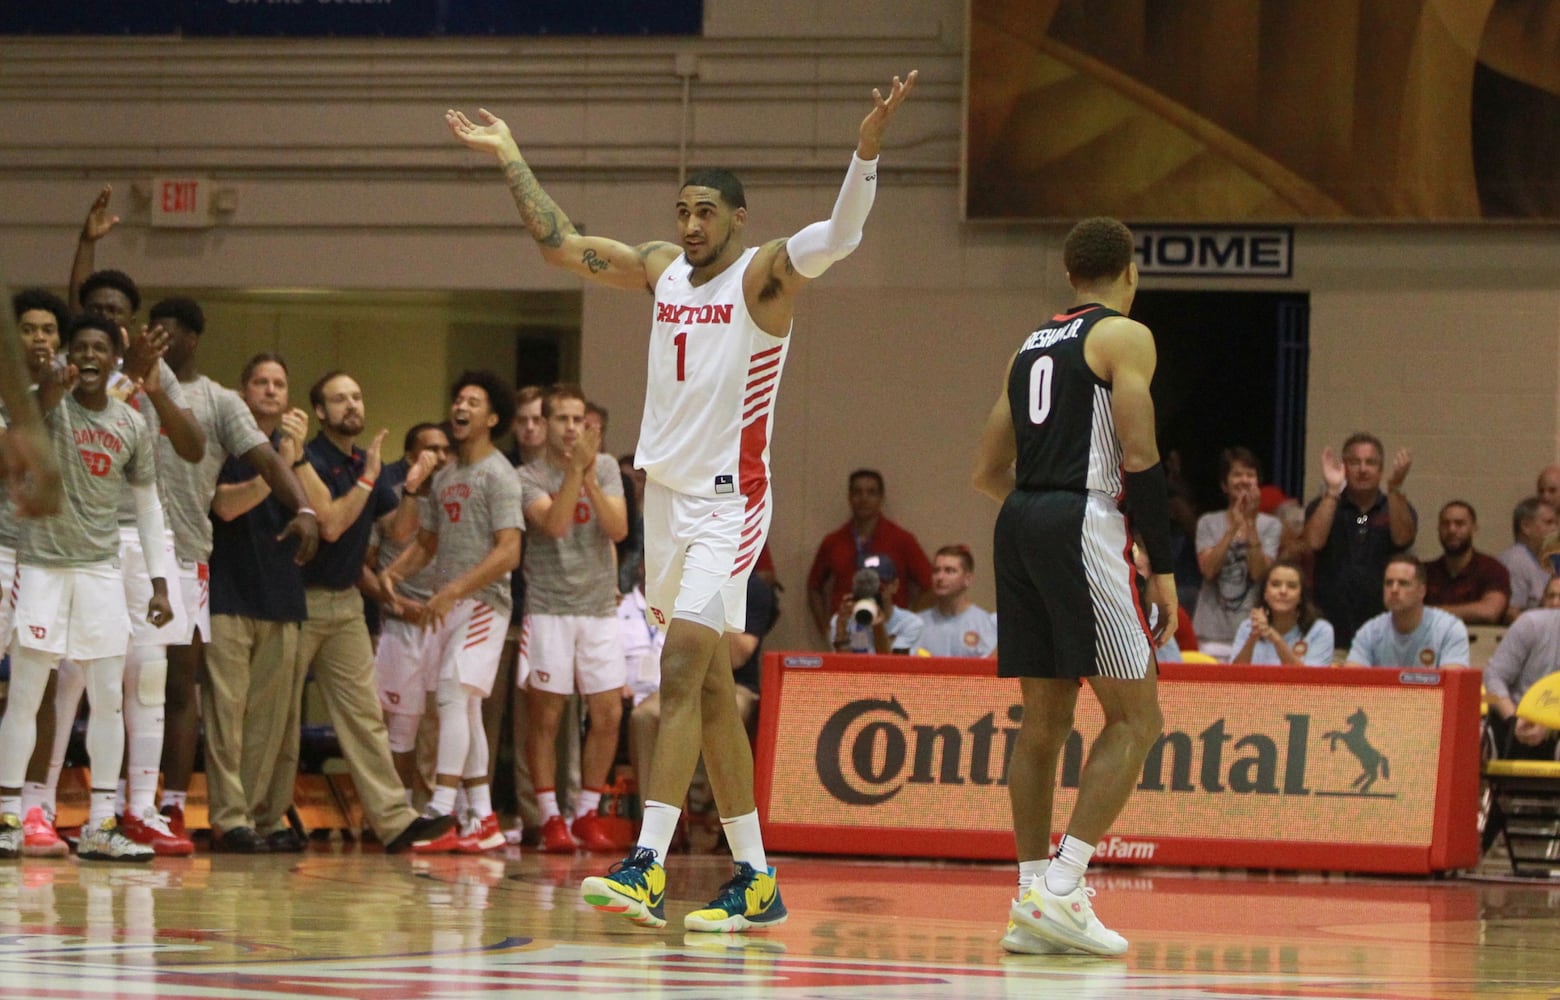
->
2, 844, 1556, 999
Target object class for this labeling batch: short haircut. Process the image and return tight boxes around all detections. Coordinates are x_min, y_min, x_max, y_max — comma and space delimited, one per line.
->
64, 313, 121, 355
240, 351, 288, 386
1063, 217, 1134, 284
1385, 552, 1427, 584
148, 297, 205, 336
13, 288, 70, 330
1439, 499, 1476, 523
542, 382, 588, 418
1512, 496, 1555, 540
309, 369, 349, 411
1218, 445, 1261, 483
451, 369, 516, 431
935, 543, 975, 573
403, 421, 446, 455
849, 468, 885, 493
78, 269, 141, 313
1341, 432, 1384, 460
681, 168, 746, 210
515, 384, 545, 409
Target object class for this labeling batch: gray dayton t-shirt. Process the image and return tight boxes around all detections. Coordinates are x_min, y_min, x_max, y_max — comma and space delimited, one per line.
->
158, 375, 269, 562
518, 453, 624, 617
374, 488, 438, 604
111, 359, 191, 526
420, 449, 525, 617
21, 393, 155, 567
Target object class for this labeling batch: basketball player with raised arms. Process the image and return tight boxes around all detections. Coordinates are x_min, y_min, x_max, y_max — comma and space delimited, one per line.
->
972, 217, 1175, 957
446, 69, 916, 932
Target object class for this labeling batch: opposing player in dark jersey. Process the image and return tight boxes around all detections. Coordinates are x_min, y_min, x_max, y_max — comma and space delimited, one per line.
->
973, 217, 1175, 957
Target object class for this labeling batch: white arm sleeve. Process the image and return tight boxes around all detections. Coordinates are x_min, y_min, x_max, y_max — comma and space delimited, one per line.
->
784, 153, 879, 278
131, 481, 171, 582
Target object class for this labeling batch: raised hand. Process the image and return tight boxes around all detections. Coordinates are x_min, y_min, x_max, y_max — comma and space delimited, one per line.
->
445, 108, 518, 159
574, 424, 602, 473
857, 70, 918, 159
1249, 606, 1271, 641
82, 185, 120, 243
406, 448, 439, 495
122, 324, 170, 384
1387, 447, 1413, 491
364, 428, 388, 482
1320, 446, 1345, 493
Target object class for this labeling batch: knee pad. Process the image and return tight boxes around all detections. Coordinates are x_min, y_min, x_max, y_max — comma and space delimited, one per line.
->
385, 713, 421, 754
436, 676, 466, 712
133, 649, 168, 709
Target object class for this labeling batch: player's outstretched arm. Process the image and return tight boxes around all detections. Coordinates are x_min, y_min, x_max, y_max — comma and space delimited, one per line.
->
764, 70, 918, 299
446, 108, 679, 292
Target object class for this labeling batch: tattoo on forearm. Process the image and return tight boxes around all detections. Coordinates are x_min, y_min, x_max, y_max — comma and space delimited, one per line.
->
502, 158, 576, 249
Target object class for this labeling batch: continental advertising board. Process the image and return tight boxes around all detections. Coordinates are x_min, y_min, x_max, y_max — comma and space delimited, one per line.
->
755, 657, 1482, 873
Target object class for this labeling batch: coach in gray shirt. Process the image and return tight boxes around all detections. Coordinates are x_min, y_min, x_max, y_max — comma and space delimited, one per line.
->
1485, 608, 1560, 759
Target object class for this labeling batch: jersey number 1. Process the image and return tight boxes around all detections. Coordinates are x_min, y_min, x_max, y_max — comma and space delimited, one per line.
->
1027, 355, 1054, 425
674, 331, 688, 382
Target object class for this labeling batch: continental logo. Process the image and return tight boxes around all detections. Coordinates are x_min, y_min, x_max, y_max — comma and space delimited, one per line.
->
815, 697, 1391, 806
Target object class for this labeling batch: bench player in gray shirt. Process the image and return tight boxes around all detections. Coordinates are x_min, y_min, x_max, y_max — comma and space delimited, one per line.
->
516, 384, 627, 854
381, 373, 522, 854
367, 423, 450, 795
0, 315, 172, 862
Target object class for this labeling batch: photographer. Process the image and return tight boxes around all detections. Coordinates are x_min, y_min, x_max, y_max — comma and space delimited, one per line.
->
829, 554, 924, 654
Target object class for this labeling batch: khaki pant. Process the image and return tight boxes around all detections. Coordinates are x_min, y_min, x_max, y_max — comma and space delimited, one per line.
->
293, 587, 418, 844
201, 614, 298, 835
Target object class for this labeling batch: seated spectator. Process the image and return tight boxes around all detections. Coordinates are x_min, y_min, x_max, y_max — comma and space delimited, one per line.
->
1543, 574, 1560, 609
1345, 554, 1469, 668
1131, 538, 1189, 661
1229, 561, 1335, 666
915, 544, 996, 657
1500, 497, 1558, 621
1304, 433, 1417, 648
1424, 500, 1510, 624
1192, 447, 1280, 660
807, 469, 932, 640
1538, 464, 1560, 510
1483, 600, 1560, 761
829, 555, 923, 654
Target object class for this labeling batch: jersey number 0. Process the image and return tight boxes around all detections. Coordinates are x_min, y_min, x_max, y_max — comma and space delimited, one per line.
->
1027, 355, 1054, 426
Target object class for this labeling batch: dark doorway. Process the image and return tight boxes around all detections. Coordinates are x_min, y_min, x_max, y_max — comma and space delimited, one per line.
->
1131, 290, 1310, 512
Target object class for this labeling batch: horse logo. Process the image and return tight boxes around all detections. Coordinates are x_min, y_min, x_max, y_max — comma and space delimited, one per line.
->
1323, 708, 1390, 793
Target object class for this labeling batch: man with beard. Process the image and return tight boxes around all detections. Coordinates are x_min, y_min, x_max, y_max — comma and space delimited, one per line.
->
1424, 500, 1510, 625
277, 371, 451, 852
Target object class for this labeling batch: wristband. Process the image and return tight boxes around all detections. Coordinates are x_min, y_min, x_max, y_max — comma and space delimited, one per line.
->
1123, 463, 1174, 574
356, 475, 375, 492
297, 506, 317, 518
292, 457, 309, 469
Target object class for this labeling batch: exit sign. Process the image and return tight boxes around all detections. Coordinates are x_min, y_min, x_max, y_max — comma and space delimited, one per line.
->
150, 177, 212, 228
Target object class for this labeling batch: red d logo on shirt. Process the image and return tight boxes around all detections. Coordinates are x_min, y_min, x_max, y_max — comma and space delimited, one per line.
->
79, 450, 112, 477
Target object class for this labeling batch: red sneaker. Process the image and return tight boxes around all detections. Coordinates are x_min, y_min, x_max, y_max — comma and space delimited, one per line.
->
410, 820, 462, 855
21, 806, 69, 858
455, 813, 506, 854
540, 814, 577, 853
121, 807, 196, 856
571, 812, 618, 853
160, 804, 187, 839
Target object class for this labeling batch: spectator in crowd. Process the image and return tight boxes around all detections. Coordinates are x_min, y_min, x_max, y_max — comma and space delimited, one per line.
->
1192, 447, 1280, 660
618, 453, 646, 595
1345, 554, 1469, 668
808, 469, 933, 640
1424, 500, 1510, 624
1229, 561, 1335, 666
1499, 497, 1557, 621
915, 544, 996, 657
1165, 450, 1204, 615
1484, 600, 1560, 761
1304, 434, 1417, 647
1537, 464, 1560, 510
829, 554, 923, 654
1543, 574, 1560, 609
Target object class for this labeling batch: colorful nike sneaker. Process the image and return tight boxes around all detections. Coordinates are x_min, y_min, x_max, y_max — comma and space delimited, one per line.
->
684, 862, 787, 933
1000, 916, 1071, 954
21, 807, 69, 858
1010, 879, 1127, 957
77, 817, 155, 863
581, 846, 667, 928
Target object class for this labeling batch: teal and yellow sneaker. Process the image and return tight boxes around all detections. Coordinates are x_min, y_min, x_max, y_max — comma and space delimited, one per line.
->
684, 862, 787, 933
581, 847, 667, 928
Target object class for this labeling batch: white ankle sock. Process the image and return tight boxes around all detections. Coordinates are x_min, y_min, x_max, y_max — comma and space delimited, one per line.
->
637, 800, 681, 862
720, 810, 768, 871
1045, 835, 1095, 895
1019, 858, 1049, 893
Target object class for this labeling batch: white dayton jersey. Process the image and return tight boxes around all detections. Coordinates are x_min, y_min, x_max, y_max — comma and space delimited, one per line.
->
637, 246, 790, 505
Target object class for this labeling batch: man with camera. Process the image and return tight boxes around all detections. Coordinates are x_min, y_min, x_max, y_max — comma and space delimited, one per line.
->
829, 554, 924, 654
